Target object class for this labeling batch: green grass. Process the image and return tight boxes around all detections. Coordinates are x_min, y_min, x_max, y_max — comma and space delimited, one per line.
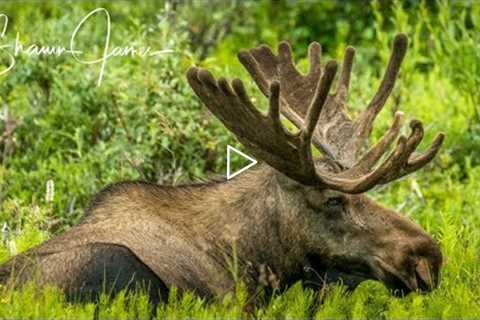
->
0, 0, 479, 318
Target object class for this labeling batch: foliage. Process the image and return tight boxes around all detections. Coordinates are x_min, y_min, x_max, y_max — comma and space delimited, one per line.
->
0, 0, 479, 318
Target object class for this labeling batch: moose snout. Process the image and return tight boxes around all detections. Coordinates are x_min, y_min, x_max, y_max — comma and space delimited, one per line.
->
414, 257, 438, 291
375, 233, 443, 295
412, 237, 443, 292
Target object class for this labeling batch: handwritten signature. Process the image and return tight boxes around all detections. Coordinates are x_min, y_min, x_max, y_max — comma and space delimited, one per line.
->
0, 8, 173, 86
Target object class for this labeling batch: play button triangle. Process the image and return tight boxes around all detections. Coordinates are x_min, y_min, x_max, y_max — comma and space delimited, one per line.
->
226, 145, 258, 180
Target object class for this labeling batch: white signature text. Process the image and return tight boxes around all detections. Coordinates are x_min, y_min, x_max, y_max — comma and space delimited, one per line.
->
0, 8, 173, 86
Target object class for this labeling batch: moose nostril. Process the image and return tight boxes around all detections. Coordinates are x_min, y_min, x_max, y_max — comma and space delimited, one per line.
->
415, 258, 435, 291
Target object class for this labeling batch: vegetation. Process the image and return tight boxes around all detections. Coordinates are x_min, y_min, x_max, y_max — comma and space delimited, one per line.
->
0, 0, 479, 318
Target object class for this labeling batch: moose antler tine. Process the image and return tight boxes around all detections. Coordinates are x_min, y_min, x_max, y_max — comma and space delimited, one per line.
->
186, 66, 199, 87
186, 66, 198, 78
251, 44, 278, 72
187, 67, 215, 103
375, 133, 408, 173
296, 60, 338, 180
337, 46, 355, 99
230, 78, 265, 119
404, 119, 424, 155
389, 119, 425, 172
268, 81, 281, 124
231, 78, 249, 103
238, 49, 270, 95
278, 41, 302, 78
357, 33, 408, 138
407, 133, 444, 170
278, 41, 293, 62
308, 41, 322, 76
304, 60, 338, 139
218, 77, 235, 96
197, 68, 219, 89
353, 111, 404, 174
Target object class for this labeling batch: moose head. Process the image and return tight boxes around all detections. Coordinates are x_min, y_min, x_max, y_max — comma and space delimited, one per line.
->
186, 33, 444, 295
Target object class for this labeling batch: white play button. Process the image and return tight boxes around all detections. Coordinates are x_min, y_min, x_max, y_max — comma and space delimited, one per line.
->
226, 145, 258, 180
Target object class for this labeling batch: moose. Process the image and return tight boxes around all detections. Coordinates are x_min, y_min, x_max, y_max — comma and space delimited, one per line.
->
0, 34, 444, 305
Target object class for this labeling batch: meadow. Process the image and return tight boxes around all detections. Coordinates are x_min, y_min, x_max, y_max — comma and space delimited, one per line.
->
0, 1, 479, 318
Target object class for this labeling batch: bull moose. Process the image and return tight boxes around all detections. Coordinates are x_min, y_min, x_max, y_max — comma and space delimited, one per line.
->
0, 34, 444, 305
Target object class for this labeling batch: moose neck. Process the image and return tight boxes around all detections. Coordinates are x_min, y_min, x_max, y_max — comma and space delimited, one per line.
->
193, 162, 306, 287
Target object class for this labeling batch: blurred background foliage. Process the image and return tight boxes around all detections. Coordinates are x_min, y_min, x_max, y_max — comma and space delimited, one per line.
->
0, 0, 479, 318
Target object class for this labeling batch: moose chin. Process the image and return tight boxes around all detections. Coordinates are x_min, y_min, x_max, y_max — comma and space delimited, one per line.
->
0, 33, 444, 307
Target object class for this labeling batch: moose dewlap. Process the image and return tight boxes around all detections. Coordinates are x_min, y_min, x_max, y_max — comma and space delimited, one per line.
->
0, 34, 444, 305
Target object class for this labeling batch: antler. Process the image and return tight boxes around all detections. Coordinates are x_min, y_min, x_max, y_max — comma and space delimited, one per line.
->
187, 34, 444, 193
187, 61, 338, 185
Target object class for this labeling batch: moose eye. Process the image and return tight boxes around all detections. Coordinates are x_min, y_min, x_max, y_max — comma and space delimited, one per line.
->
325, 197, 344, 211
